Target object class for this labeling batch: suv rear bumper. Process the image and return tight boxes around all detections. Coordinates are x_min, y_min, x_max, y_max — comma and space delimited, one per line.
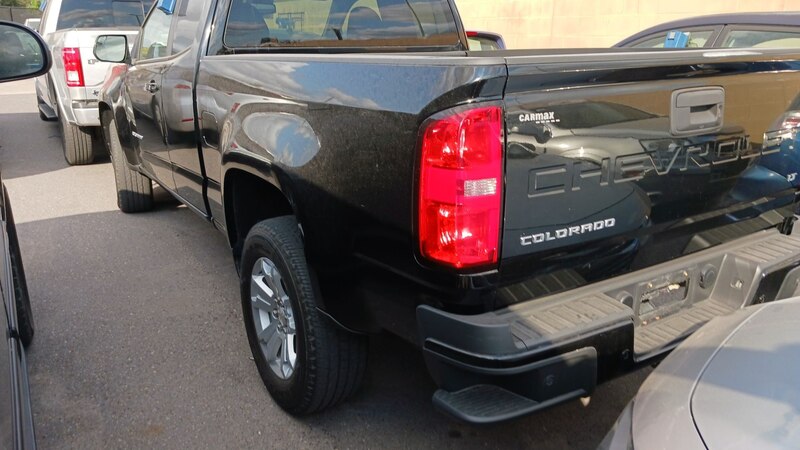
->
49, 81, 100, 127
417, 227, 800, 424
68, 101, 100, 127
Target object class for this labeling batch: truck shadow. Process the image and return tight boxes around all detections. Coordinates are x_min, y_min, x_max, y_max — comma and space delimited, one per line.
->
312, 331, 648, 449
0, 112, 118, 179
0, 113, 68, 179
13, 206, 648, 450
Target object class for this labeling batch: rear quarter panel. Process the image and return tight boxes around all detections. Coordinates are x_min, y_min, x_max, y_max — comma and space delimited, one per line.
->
196, 54, 507, 275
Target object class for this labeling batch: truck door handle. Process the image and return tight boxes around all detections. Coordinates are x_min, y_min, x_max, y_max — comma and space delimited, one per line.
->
670, 87, 725, 136
144, 80, 159, 93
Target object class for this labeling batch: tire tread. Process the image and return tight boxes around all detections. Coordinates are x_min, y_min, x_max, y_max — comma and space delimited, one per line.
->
104, 115, 153, 213
60, 110, 94, 165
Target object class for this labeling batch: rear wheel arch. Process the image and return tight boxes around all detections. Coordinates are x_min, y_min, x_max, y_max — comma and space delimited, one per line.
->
223, 168, 296, 265
100, 107, 140, 167
222, 167, 374, 332
99, 103, 113, 148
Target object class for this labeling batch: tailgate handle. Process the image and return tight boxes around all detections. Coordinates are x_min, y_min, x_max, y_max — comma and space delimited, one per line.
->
670, 87, 724, 136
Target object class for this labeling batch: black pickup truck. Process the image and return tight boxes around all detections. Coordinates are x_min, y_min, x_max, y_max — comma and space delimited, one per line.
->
93, 0, 800, 424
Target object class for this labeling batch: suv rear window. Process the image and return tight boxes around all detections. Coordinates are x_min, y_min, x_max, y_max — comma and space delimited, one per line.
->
223, 0, 461, 51
56, 0, 151, 30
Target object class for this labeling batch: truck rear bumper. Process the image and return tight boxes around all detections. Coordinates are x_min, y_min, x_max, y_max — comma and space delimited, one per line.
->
417, 227, 800, 424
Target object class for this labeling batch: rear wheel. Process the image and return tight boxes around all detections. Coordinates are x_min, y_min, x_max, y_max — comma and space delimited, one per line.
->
240, 216, 367, 415
104, 115, 153, 213
59, 106, 94, 165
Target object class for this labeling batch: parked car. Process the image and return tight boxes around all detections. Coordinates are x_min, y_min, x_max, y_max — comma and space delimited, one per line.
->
616, 12, 800, 48
617, 13, 800, 198
0, 20, 51, 449
35, 0, 151, 165
94, 0, 800, 424
466, 31, 505, 50
601, 295, 800, 449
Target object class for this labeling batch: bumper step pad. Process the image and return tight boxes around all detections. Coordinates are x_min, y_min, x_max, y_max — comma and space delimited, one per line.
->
509, 294, 630, 351
634, 300, 734, 356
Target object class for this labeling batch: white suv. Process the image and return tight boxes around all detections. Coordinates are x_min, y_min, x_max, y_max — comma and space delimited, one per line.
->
36, 0, 150, 165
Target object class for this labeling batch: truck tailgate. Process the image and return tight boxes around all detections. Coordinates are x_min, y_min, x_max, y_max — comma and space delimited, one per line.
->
500, 49, 800, 288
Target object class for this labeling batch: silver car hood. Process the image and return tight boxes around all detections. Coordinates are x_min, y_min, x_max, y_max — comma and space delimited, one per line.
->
691, 299, 800, 449
631, 297, 800, 450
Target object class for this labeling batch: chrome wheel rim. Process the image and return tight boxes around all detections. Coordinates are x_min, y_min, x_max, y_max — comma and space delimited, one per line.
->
250, 257, 297, 380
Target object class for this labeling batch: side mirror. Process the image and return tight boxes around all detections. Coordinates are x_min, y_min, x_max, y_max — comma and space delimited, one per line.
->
0, 20, 51, 83
466, 31, 506, 51
94, 35, 129, 64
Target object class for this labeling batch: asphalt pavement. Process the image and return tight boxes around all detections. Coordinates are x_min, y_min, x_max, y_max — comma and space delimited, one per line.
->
0, 79, 650, 449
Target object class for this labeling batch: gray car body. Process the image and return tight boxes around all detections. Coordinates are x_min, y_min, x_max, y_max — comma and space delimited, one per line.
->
602, 293, 800, 449
0, 20, 51, 449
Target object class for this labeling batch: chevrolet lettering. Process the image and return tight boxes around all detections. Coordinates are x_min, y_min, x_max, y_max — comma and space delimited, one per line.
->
528, 136, 759, 198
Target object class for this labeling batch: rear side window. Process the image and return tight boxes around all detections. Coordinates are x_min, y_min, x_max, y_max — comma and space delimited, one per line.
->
722, 29, 800, 49
56, 0, 151, 30
629, 29, 714, 48
223, 0, 461, 51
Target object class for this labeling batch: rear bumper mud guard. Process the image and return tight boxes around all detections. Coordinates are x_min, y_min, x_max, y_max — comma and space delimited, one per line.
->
418, 228, 800, 424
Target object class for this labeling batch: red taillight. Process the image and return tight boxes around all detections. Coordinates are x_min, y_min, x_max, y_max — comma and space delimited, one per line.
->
418, 106, 503, 269
62, 47, 84, 87
782, 115, 800, 130
466, 31, 478, 38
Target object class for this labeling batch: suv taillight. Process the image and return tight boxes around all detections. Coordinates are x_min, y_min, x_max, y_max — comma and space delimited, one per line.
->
782, 115, 800, 130
62, 47, 84, 87
418, 106, 503, 269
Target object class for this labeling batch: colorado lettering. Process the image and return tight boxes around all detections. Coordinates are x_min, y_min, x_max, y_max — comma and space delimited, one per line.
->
520, 218, 616, 246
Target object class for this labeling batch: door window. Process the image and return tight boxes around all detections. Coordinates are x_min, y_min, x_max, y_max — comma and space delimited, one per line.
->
138, 5, 172, 60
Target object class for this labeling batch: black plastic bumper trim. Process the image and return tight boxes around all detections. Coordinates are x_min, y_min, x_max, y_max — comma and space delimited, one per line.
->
431, 347, 597, 424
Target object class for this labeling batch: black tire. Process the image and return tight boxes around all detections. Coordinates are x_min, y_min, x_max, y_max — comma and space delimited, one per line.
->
104, 115, 153, 213
59, 105, 94, 165
240, 216, 367, 415
5, 191, 33, 348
